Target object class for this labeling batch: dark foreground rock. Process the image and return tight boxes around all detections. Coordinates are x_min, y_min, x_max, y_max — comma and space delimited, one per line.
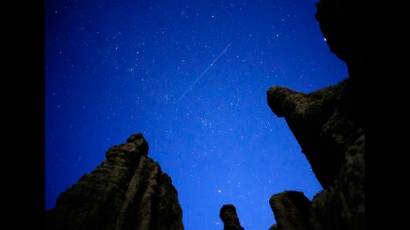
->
269, 191, 312, 230
264, 0, 365, 228
46, 134, 183, 230
220, 204, 244, 230
266, 77, 364, 230
223, 0, 365, 229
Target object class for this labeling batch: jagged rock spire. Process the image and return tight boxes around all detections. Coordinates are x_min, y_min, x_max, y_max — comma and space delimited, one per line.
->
46, 134, 184, 230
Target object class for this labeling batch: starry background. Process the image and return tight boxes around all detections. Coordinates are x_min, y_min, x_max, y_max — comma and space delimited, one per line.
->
45, 0, 347, 229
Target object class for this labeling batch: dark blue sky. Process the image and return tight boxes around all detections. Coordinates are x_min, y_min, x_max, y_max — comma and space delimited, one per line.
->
45, 0, 347, 229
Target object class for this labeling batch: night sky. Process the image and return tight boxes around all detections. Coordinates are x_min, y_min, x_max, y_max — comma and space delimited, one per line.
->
46, 0, 347, 229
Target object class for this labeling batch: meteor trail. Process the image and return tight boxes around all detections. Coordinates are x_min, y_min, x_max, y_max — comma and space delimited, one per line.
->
177, 43, 232, 102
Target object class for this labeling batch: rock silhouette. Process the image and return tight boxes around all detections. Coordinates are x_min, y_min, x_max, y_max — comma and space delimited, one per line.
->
267, 78, 364, 230
264, 0, 364, 228
222, 0, 364, 229
219, 204, 245, 230
46, 134, 183, 230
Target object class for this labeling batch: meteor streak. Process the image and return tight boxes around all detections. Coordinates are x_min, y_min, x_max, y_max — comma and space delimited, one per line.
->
178, 43, 232, 102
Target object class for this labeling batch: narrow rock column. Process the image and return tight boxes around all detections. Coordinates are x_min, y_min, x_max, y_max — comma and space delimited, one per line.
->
219, 204, 244, 230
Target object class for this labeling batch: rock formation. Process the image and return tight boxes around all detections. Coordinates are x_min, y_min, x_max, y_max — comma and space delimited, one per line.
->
219, 204, 245, 230
315, 0, 365, 82
222, 0, 365, 229
269, 191, 312, 230
266, 78, 364, 230
264, 0, 365, 229
46, 134, 183, 230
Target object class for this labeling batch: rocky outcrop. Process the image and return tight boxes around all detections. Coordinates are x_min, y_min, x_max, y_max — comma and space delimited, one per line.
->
263, 0, 365, 229
266, 78, 364, 230
315, 0, 364, 80
218, 0, 365, 226
219, 204, 244, 230
267, 80, 362, 189
46, 134, 183, 230
269, 191, 312, 230
315, 0, 365, 119
316, 0, 351, 71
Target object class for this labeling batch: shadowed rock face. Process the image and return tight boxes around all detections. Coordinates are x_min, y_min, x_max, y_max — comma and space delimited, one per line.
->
315, 0, 364, 80
267, 80, 361, 189
218, 0, 365, 226
264, 0, 365, 229
220, 205, 245, 230
315, 0, 365, 113
267, 78, 364, 230
46, 134, 183, 230
269, 191, 312, 230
